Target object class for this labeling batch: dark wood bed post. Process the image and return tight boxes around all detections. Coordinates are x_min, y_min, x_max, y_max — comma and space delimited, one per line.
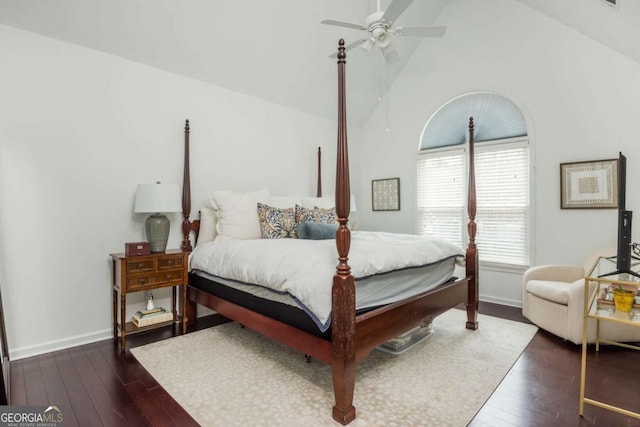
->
331, 39, 357, 426
181, 119, 198, 326
465, 117, 479, 330
181, 119, 192, 252
317, 147, 322, 197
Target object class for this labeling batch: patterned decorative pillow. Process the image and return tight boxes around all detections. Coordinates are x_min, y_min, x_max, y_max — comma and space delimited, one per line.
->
257, 203, 297, 239
295, 204, 316, 224
313, 206, 337, 224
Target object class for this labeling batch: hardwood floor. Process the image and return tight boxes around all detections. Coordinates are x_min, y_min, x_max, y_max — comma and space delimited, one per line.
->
8, 303, 640, 426
470, 305, 640, 427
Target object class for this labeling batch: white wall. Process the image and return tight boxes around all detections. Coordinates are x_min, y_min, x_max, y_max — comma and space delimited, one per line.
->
356, 0, 640, 306
0, 25, 360, 359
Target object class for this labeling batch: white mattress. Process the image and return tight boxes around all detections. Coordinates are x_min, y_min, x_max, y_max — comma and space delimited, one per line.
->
193, 258, 457, 310
190, 231, 464, 332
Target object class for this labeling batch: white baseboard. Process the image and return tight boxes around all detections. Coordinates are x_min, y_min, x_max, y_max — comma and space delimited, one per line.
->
480, 295, 522, 309
10, 329, 112, 361
10, 308, 215, 359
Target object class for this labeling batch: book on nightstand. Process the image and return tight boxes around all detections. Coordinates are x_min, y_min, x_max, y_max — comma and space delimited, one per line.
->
132, 307, 174, 327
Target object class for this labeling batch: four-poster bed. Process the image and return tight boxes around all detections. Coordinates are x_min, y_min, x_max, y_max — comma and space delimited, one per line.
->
179, 39, 479, 425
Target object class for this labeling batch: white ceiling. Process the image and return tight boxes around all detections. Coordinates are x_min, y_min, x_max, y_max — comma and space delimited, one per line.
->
1, 0, 639, 127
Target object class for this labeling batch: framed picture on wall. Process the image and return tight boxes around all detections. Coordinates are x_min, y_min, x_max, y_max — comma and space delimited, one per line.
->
372, 178, 400, 211
560, 158, 619, 209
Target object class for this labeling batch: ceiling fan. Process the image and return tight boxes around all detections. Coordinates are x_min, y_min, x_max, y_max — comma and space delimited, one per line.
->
321, 0, 446, 63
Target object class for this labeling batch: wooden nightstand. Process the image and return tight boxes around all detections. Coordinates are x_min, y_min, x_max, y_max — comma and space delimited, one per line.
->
110, 249, 189, 351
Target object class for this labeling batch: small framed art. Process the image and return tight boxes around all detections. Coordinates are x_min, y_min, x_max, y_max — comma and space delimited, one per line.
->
372, 178, 400, 211
560, 158, 619, 209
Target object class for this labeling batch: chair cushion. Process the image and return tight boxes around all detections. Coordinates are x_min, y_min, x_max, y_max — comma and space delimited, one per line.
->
526, 280, 570, 305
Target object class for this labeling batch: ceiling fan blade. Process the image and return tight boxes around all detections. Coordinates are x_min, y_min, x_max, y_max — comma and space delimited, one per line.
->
395, 26, 446, 37
329, 39, 369, 58
382, 0, 413, 24
321, 19, 365, 31
380, 44, 401, 64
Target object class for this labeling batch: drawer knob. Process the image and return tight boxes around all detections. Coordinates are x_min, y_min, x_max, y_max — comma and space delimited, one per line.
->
139, 278, 146, 285
138, 263, 144, 269
168, 260, 174, 266
166, 275, 172, 281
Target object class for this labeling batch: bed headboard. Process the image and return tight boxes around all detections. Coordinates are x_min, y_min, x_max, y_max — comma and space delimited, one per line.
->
180, 127, 327, 250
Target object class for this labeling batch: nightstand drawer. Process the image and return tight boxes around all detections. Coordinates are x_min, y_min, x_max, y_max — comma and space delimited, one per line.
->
127, 260, 154, 273
128, 274, 156, 289
158, 256, 184, 270
158, 271, 184, 283
127, 271, 184, 289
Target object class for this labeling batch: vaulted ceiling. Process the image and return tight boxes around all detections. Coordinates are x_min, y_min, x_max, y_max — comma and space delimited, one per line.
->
1, 0, 639, 127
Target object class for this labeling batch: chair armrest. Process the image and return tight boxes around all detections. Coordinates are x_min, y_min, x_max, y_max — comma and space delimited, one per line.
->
566, 278, 599, 343
523, 265, 585, 284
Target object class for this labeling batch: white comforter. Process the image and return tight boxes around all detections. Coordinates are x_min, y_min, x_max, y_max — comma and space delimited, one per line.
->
189, 231, 464, 331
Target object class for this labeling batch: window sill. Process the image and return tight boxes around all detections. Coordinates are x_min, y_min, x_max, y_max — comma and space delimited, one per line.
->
479, 262, 529, 274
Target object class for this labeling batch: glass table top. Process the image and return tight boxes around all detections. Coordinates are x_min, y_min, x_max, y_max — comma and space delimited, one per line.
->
587, 256, 640, 325
587, 256, 640, 284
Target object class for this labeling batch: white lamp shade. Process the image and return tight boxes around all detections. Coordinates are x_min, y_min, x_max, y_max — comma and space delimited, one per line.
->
134, 183, 182, 214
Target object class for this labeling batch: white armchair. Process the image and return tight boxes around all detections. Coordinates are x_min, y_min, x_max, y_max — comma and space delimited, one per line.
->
522, 264, 640, 344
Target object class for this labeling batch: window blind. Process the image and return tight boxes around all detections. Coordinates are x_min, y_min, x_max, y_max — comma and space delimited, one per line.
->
475, 146, 529, 265
417, 140, 529, 267
417, 151, 465, 248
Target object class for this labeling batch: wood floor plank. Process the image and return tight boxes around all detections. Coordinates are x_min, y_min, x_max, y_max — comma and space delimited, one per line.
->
9, 360, 26, 405
21, 356, 48, 405
91, 339, 158, 390
124, 380, 175, 427
38, 353, 79, 427
151, 388, 201, 427
67, 345, 149, 426
81, 343, 155, 426
53, 349, 102, 427
91, 339, 142, 386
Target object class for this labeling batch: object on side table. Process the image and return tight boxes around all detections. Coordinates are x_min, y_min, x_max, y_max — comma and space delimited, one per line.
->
613, 287, 635, 312
134, 182, 181, 252
146, 293, 155, 311
125, 242, 151, 257
132, 308, 174, 327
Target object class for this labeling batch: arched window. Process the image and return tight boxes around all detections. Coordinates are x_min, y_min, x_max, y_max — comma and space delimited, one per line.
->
417, 92, 530, 267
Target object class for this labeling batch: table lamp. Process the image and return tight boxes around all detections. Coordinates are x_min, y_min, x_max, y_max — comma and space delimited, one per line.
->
134, 182, 181, 252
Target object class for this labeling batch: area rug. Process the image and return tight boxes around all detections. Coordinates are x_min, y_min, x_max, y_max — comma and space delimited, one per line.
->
131, 309, 537, 426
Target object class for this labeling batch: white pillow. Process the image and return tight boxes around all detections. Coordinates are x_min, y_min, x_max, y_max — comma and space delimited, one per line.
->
267, 196, 303, 209
301, 194, 335, 209
209, 188, 270, 240
195, 207, 218, 246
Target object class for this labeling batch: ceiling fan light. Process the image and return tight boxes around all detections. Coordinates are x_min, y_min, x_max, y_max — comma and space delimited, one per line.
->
375, 30, 391, 48
360, 38, 375, 53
